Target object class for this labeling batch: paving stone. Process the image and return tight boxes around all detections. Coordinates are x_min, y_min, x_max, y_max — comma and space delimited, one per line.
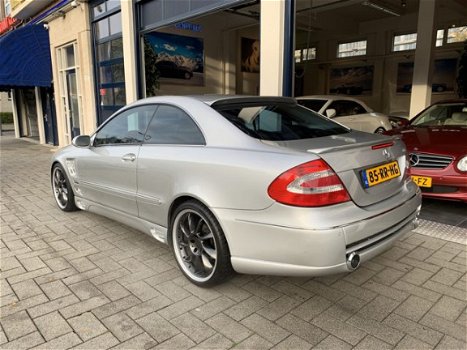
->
190, 296, 236, 321
394, 335, 433, 350
136, 312, 180, 343
357, 295, 400, 322
435, 335, 467, 350
347, 314, 404, 345
171, 313, 215, 343
69, 280, 102, 300
223, 296, 268, 321
0, 331, 44, 350
343, 267, 376, 286
157, 295, 204, 320
256, 295, 301, 321
313, 335, 352, 350
233, 334, 273, 350
371, 267, 406, 286
68, 312, 108, 341
18, 256, 47, 272
1, 294, 49, 318
353, 335, 392, 350
213, 282, 252, 302
40, 280, 72, 300
398, 256, 441, 273
322, 295, 368, 322
402, 267, 434, 286
301, 280, 346, 302
1, 256, 22, 271
192, 333, 234, 350
362, 280, 409, 301
7, 267, 52, 285
92, 295, 140, 319
154, 281, 192, 302
102, 312, 143, 342
430, 295, 466, 322
10, 279, 42, 300
393, 280, 441, 302
420, 313, 466, 342
270, 280, 312, 302
383, 313, 443, 346
183, 283, 222, 302
124, 280, 160, 302
241, 313, 290, 345
423, 280, 466, 301
34, 311, 72, 341
60, 295, 109, 319
1, 310, 37, 340
331, 280, 377, 302
242, 281, 283, 302
430, 268, 463, 286
72, 332, 119, 349
393, 295, 433, 321
154, 333, 195, 349
271, 334, 312, 350
126, 294, 173, 320
111, 332, 158, 350
291, 295, 332, 321
311, 313, 367, 346
30, 332, 82, 349
205, 313, 252, 343
276, 314, 328, 346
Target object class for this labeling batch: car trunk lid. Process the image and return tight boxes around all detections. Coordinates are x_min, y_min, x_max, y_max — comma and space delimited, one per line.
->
263, 131, 408, 207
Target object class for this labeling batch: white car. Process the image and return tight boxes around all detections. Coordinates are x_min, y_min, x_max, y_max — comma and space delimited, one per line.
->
297, 95, 393, 134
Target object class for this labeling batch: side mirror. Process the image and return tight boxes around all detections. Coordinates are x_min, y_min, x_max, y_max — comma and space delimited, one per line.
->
325, 109, 337, 118
72, 135, 91, 147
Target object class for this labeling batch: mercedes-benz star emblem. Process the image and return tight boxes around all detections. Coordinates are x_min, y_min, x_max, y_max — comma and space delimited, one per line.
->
409, 153, 419, 166
382, 149, 391, 160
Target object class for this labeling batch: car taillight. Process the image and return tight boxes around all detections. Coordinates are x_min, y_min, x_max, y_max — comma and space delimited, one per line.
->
268, 159, 350, 207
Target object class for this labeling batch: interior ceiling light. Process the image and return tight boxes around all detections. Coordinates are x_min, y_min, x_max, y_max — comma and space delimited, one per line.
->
362, 0, 400, 16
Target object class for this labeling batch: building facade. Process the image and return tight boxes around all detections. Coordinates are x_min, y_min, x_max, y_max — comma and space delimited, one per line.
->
1, 0, 466, 147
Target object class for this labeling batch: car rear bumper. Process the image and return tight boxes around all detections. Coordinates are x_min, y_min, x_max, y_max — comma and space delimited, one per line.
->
213, 187, 421, 276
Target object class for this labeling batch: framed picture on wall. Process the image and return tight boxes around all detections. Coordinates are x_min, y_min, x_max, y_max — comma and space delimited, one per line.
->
329, 65, 374, 95
241, 37, 260, 73
143, 31, 204, 93
396, 58, 457, 93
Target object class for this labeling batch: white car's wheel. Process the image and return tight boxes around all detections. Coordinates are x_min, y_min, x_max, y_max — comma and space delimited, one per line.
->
375, 127, 386, 134
169, 200, 233, 286
51, 164, 78, 212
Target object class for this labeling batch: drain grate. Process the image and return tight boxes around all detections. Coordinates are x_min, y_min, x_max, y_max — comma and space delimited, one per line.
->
413, 219, 467, 245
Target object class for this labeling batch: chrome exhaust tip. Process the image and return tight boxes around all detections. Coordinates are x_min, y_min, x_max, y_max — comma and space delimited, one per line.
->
346, 252, 361, 271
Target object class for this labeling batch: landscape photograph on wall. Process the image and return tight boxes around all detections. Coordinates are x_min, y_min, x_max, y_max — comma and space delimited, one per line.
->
329, 65, 374, 95
143, 31, 204, 91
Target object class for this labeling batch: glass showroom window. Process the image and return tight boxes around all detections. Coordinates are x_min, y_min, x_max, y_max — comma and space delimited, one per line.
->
92, 0, 125, 124
447, 25, 467, 44
436, 29, 444, 47
393, 33, 417, 52
337, 40, 366, 58
57, 43, 82, 143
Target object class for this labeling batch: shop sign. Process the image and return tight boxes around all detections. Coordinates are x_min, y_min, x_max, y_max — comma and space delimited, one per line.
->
175, 22, 202, 32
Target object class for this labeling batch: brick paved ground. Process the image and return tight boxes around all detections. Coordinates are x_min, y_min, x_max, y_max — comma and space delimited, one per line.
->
1, 134, 466, 350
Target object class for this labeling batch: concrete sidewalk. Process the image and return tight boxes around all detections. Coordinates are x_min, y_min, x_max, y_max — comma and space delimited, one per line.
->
1, 134, 466, 350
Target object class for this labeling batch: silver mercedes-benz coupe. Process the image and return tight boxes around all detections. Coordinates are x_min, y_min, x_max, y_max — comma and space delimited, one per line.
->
51, 95, 421, 286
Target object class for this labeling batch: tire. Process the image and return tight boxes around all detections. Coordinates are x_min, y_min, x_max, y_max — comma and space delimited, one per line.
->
168, 200, 233, 286
51, 163, 78, 212
184, 72, 192, 80
375, 127, 386, 134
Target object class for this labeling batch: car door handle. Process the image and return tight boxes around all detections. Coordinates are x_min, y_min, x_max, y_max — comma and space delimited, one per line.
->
121, 153, 136, 162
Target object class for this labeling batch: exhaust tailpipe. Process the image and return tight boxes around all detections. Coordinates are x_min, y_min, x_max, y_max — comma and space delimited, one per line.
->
346, 252, 360, 271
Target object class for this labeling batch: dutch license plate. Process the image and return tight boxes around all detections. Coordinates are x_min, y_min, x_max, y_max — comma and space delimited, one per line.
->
361, 161, 401, 188
411, 175, 432, 188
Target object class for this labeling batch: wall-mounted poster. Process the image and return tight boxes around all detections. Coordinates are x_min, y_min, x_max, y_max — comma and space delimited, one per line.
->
329, 65, 374, 95
143, 31, 204, 92
241, 37, 260, 73
397, 58, 457, 93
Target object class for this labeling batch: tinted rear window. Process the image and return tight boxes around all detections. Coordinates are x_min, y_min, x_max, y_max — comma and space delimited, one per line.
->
297, 99, 327, 112
212, 102, 349, 141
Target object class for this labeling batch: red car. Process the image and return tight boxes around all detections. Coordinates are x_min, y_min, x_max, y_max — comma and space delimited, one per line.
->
385, 99, 467, 202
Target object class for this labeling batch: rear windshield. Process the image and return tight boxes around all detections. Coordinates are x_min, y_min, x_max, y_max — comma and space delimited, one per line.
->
212, 102, 349, 141
297, 99, 327, 112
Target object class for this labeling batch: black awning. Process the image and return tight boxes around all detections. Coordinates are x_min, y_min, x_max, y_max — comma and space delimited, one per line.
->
0, 24, 52, 90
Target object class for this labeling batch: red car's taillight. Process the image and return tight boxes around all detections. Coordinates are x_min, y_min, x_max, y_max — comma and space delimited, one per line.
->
268, 159, 351, 207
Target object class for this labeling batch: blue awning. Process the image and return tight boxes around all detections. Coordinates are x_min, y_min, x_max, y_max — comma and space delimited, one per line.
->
0, 24, 52, 89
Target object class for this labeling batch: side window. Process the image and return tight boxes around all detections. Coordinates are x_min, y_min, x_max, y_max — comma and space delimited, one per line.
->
144, 105, 205, 145
329, 100, 365, 116
94, 105, 156, 145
